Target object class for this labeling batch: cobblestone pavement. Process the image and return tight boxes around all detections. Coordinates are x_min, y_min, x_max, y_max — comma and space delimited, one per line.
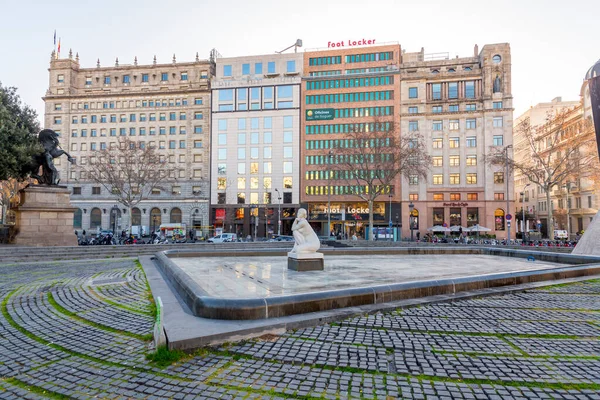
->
1, 260, 600, 399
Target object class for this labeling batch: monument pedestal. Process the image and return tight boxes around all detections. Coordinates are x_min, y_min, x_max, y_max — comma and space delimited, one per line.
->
287, 252, 324, 271
12, 185, 78, 247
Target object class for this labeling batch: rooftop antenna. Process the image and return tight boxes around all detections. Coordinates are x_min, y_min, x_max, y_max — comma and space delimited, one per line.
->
276, 39, 303, 54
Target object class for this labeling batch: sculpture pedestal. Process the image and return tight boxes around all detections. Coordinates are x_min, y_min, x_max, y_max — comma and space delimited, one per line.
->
12, 185, 78, 247
287, 252, 324, 271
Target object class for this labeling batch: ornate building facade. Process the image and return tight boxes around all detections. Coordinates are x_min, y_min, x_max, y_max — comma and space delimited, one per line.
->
43, 51, 213, 235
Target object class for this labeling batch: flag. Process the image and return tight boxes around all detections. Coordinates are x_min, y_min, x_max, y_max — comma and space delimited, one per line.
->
53, 30, 56, 46
58, 38, 61, 55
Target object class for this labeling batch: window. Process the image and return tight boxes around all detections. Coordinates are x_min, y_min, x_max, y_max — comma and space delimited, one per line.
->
449, 193, 461, 201
263, 147, 272, 159
409, 87, 418, 98
449, 137, 459, 148
161, 72, 168, 81
283, 147, 293, 158
283, 161, 292, 173
466, 173, 477, 184
493, 135, 504, 146
449, 155, 460, 166
465, 104, 476, 111
283, 116, 293, 128
432, 138, 443, 149
277, 85, 293, 98
72, 187, 81, 195
409, 121, 418, 132
104, 76, 111, 84
286, 60, 296, 73
465, 81, 475, 98
467, 193, 478, 201
466, 155, 477, 166
494, 172, 504, 184
433, 175, 443, 185
218, 149, 226, 159
268, 62, 276, 74
123, 75, 130, 84
238, 148, 246, 159
255, 63, 263, 74
432, 106, 442, 113
195, 112, 203, 120
408, 106, 418, 114
179, 140, 186, 149
140, 73, 148, 82
409, 175, 419, 185
492, 54, 502, 63
409, 194, 419, 201
432, 121, 442, 131
449, 104, 459, 112
432, 156, 443, 167
180, 72, 188, 81
493, 101, 503, 109
466, 119, 476, 129
194, 126, 203, 134
448, 82, 458, 99
432, 83, 442, 100
449, 174, 460, 184
493, 117, 504, 127
449, 120, 459, 130
85, 77, 92, 85
223, 65, 232, 77
92, 187, 101, 195
494, 193, 505, 200
466, 137, 477, 147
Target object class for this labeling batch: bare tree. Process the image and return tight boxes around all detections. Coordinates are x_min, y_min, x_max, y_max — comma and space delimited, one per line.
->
486, 108, 597, 240
81, 137, 177, 234
330, 118, 431, 240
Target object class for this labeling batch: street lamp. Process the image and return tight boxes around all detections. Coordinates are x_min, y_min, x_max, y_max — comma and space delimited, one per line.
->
521, 183, 530, 242
388, 193, 393, 241
504, 145, 513, 243
327, 150, 334, 237
408, 201, 415, 242
252, 205, 258, 241
112, 205, 119, 235
564, 181, 571, 239
275, 188, 282, 236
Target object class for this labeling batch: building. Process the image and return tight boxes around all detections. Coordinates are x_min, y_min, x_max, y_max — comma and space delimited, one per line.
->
43, 50, 213, 235
210, 53, 303, 238
301, 42, 514, 239
514, 97, 598, 238
301, 43, 402, 239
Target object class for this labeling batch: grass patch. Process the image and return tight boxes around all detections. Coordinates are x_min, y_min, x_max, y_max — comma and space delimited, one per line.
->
146, 345, 187, 368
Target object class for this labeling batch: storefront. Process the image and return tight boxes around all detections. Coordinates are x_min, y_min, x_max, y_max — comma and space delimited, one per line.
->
306, 202, 394, 239
211, 205, 299, 239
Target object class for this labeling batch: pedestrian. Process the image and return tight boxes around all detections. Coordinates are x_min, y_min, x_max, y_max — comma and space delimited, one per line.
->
416, 231, 420, 241
352, 233, 358, 241
82, 229, 86, 240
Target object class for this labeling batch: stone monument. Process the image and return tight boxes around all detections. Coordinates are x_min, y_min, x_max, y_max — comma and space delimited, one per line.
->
12, 129, 78, 247
573, 59, 600, 255
288, 208, 324, 271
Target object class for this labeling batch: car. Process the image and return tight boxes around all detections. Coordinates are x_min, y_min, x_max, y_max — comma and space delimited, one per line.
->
207, 233, 237, 243
554, 230, 568, 239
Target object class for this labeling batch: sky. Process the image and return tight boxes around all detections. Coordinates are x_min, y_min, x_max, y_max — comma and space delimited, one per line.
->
0, 0, 598, 124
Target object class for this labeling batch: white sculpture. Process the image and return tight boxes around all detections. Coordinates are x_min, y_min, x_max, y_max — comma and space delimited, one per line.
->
290, 208, 320, 254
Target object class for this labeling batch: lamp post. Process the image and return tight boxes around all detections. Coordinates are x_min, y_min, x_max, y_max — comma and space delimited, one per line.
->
327, 150, 333, 237
388, 193, 393, 241
565, 181, 571, 239
111, 205, 119, 234
395, 213, 399, 242
408, 201, 415, 242
275, 188, 282, 236
521, 183, 530, 242
253, 205, 258, 241
505, 145, 513, 243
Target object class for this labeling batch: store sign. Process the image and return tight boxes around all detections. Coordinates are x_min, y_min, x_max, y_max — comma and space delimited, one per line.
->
324, 206, 370, 214
443, 202, 469, 207
328, 39, 377, 48
306, 108, 335, 121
